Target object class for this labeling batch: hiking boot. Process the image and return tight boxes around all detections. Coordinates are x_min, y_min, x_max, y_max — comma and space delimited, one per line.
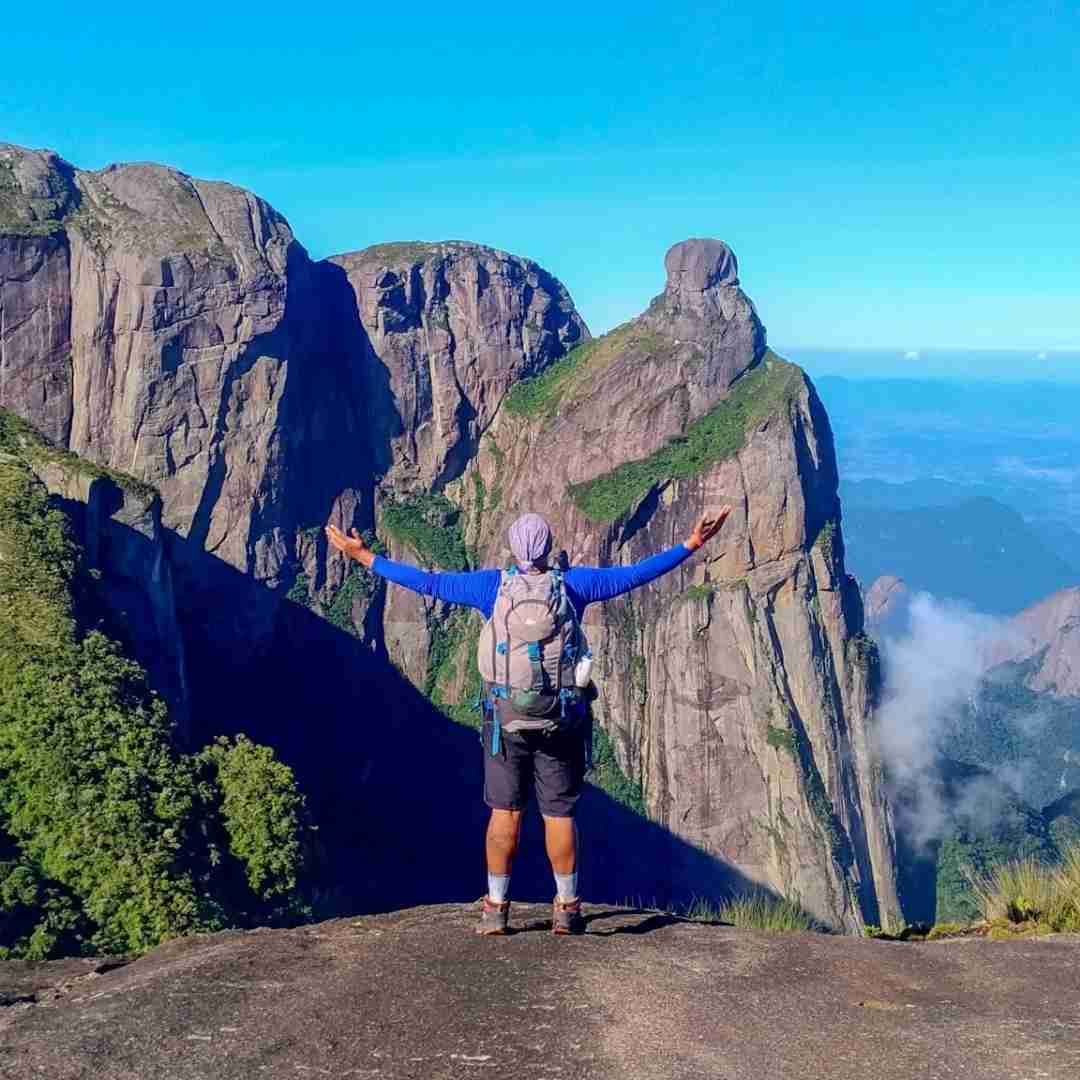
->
552, 897, 586, 935
476, 897, 511, 935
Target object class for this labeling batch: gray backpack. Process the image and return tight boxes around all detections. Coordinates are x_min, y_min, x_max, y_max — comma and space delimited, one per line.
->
478, 567, 586, 733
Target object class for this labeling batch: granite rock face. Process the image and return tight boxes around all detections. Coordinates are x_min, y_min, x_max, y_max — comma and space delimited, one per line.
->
433, 240, 900, 929
0, 146, 78, 444
0, 143, 899, 927
985, 587, 1080, 698
330, 241, 587, 492
864, 574, 912, 639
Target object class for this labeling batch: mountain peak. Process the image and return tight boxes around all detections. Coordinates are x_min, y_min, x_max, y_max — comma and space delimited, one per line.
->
663, 237, 740, 296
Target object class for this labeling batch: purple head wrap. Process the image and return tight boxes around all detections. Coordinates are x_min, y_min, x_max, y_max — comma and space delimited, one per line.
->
508, 512, 553, 571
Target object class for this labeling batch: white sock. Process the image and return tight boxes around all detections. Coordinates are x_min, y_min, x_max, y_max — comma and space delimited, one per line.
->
488, 873, 510, 903
554, 871, 578, 902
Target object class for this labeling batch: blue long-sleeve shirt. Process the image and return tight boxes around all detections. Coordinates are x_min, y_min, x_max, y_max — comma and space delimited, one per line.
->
371, 543, 695, 620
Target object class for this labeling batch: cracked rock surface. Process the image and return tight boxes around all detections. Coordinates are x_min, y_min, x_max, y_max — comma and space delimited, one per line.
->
2, 906, 1079, 1080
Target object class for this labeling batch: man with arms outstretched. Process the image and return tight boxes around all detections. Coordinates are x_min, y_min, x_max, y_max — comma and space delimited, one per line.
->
326, 506, 730, 935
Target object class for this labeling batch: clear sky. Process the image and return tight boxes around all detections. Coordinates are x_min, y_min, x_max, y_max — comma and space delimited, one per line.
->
3, 2, 1078, 354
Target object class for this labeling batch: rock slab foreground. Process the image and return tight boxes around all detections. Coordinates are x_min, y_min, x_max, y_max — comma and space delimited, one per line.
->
1, 905, 1078, 1080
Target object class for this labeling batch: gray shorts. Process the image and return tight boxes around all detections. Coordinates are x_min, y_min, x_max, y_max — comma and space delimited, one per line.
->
482, 716, 587, 818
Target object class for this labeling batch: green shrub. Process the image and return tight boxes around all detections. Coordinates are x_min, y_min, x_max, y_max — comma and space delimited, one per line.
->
324, 567, 373, 636
766, 724, 797, 755
381, 492, 468, 570
682, 583, 715, 602
590, 721, 647, 816
196, 736, 308, 908
0, 452, 310, 958
286, 571, 312, 607
0, 858, 88, 960
568, 355, 802, 522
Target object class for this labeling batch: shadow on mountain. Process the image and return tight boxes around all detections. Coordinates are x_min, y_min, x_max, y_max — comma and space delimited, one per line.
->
146, 525, 761, 915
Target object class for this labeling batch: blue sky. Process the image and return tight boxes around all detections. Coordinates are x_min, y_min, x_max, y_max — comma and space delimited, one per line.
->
3, 2, 1078, 354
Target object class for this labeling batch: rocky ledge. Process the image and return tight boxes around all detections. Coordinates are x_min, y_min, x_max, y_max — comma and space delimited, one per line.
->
2, 906, 1078, 1079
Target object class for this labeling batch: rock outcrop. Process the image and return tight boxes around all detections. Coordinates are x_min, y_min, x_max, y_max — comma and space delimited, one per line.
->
0, 409, 189, 734
984, 587, 1080, 698
324, 241, 587, 682
1, 143, 899, 928
426, 240, 900, 930
3, 905, 1079, 1080
865, 575, 910, 628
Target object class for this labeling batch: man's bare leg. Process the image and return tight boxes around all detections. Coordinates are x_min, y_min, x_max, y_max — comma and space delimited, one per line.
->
544, 815, 584, 933
486, 808, 523, 878
477, 809, 521, 934
543, 815, 577, 887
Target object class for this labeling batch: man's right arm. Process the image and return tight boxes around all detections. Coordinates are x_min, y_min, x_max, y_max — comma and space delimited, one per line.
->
371, 556, 501, 612
325, 523, 500, 613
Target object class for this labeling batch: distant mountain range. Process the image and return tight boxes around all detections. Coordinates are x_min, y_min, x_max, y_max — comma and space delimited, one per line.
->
815, 375, 1080, 592
841, 487, 1079, 614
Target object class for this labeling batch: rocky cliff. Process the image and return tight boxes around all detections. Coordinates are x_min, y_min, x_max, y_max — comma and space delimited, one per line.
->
416, 239, 900, 929
985, 588, 1080, 699
0, 408, 189, 734
0, 144, 899, 929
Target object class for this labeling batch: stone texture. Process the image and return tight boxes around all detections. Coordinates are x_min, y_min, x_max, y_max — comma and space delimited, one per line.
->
0, 146, 78, 444
433, 240, 900, 930
865, 574, 911, 629
0, 144, 900, 929
330, 241, 587, 493
2, 905, 1079, 1080
985, 587, 1080, 698
328, 241, 588, 681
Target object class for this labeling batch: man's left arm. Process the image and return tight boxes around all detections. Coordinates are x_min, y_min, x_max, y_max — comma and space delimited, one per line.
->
565, 508, 732, 604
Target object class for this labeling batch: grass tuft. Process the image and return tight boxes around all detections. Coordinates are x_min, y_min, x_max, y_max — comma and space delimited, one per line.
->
568, 353, 802, 522
966, 844, 1080, 933
969, 857, 1057, 924
685, 892, 818, 932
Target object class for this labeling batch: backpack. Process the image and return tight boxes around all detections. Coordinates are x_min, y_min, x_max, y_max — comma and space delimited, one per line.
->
477, 567, 588, 734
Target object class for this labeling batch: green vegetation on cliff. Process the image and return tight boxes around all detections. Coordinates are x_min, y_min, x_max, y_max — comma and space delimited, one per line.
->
505, 336, 604, 418
590, 720, 647, 816
0, 157, 67, 237
0, 445, 311, 959
426, 610, 484, 731
0, 407, 157, 502
568, 354, 802, 522
505, 321, 671, 421
381, 492, 468, 570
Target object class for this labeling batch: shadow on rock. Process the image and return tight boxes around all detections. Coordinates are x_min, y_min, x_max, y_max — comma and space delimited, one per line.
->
82, 516, 764, 918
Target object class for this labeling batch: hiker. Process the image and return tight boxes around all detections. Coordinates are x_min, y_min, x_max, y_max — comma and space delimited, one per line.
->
325, 506, 731, 935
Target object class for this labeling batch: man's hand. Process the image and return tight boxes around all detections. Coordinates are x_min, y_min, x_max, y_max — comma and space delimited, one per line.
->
686, 506, 732, 551
325, 524, 376, 568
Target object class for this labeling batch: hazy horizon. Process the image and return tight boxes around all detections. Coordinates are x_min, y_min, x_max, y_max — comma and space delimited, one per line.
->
781, 347, 1080, 383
